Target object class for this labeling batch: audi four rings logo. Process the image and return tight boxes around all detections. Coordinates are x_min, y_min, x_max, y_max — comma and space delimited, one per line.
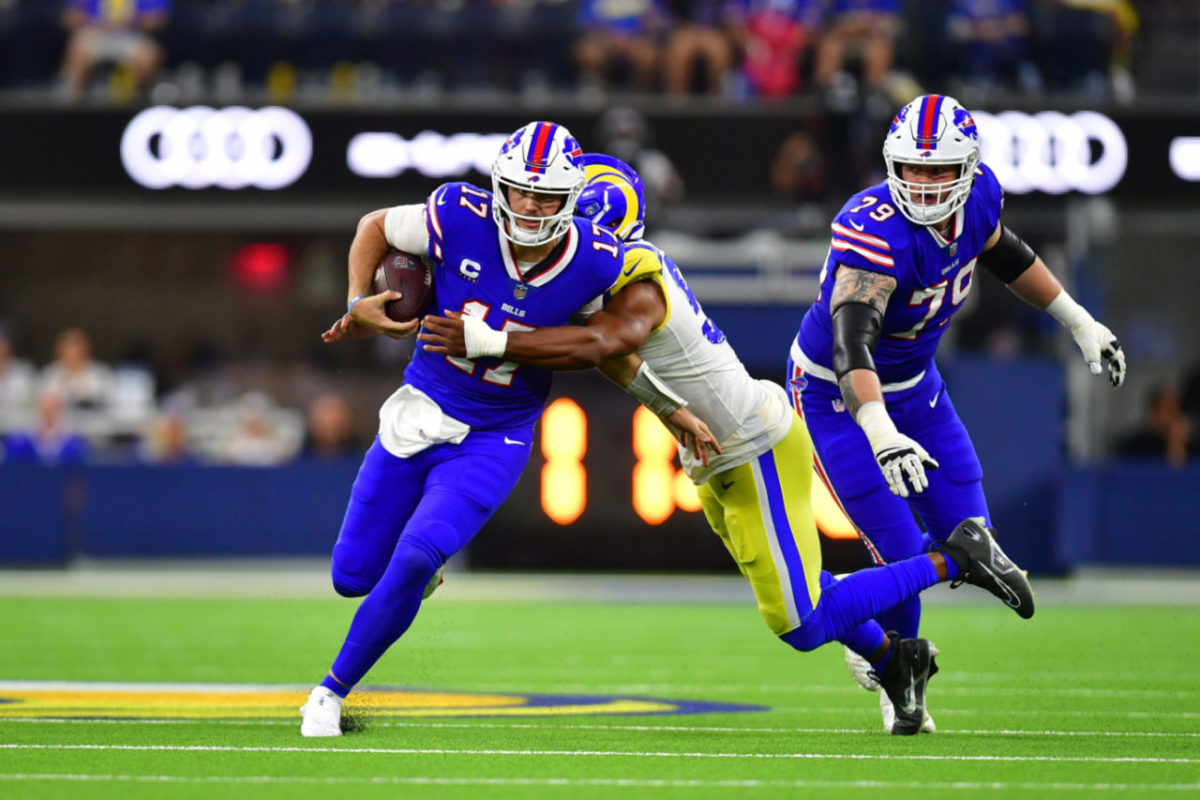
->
121, 106, 313, 190
973, 110, 1127, 195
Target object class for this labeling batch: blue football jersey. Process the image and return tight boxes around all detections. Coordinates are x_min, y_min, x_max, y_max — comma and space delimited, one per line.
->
795, 163, 1004, 384
402, 182, 625, 430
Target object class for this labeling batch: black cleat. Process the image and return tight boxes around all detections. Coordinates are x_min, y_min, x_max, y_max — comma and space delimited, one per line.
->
937, 518, 1036, 619
875, 633, 939, 736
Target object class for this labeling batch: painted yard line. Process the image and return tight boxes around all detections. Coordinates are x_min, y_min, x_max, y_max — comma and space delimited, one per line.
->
1, 718, 1197, 739
3, 744, 1198, 764
1, 774, 1199, 792
2, 679, 1193, 700
441, 684, 1200, 699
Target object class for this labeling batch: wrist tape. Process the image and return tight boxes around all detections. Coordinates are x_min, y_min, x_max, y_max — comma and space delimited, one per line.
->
626, 362, 688, 417
462, 315, 509, 359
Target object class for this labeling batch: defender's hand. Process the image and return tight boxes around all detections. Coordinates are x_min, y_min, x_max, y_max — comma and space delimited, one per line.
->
663, 407, 722, 467
1069, 320, 1126, 388
872, 433, 939, 498
349, 291, 420, 339
418, 311, 467, 356
321, 313, 376, 342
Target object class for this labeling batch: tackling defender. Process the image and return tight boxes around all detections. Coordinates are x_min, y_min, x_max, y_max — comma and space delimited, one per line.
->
420, 154, 1037, 734
788, 94, 1126, 731
303, 121, 705, 737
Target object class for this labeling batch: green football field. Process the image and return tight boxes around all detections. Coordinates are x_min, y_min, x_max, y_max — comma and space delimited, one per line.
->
1, 570, 1198, 799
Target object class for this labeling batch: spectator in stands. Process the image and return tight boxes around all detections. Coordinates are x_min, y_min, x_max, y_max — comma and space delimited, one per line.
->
574, 0, 669, 93
661, 1, 737, 96
301, 391, 360, 460
0, 325, 35, 433
725, 0, 821, 99
812, 0, 902, 103
60, 0, 170, 102
1038, 0, 1139, 100
596, 106, 684, 229
946, 0, 1033, 95
1, 388, 88, 465
1115, 384, 1196, 468
140, 408, 198, 465
221, 390, 294, 466
39, 328, 113, 413
769, 128, 828, 202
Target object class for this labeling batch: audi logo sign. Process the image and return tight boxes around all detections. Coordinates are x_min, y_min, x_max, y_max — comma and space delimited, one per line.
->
121, 106, 313, 190
973, 110, 1127, 195
347, 131, 509, 179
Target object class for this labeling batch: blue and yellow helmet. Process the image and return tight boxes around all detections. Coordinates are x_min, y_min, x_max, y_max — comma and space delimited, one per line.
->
575, 153, 646, 242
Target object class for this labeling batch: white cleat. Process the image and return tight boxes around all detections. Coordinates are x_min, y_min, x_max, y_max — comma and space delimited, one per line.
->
844, 645, 937, 734
300, 685, 344, 737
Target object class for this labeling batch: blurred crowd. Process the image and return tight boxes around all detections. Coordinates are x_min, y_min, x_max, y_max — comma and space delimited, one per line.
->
0, 0, 1182, 107
0, 325, 369, 467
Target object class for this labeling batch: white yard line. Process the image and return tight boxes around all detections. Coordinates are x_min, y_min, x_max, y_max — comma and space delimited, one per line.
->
2, 743, 1198, 764
1, 718, 1198, 738
1, 774, 1198, 791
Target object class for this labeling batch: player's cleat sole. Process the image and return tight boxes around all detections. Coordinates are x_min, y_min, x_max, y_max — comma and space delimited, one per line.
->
300, 685, 344, 737
874, 634, 939, 736
938, 517, 1036, 619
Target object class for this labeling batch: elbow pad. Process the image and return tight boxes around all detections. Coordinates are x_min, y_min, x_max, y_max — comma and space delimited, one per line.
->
978, 225, 1036, 283
832, 302, 882, 380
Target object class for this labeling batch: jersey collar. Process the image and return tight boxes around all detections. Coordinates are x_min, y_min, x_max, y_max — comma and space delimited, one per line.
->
498, 220, 579, 287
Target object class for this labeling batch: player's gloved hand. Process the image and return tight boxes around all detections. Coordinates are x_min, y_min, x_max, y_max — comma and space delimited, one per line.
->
856, 401, 939, 498
1046, 291, 1126, 388
1068, 319, 1126, 388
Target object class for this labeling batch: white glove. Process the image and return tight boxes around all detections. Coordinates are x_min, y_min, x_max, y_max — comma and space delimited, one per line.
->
857, 401, 939, 498
1046, 291, 1126, 388
1068, 319, 1126, 388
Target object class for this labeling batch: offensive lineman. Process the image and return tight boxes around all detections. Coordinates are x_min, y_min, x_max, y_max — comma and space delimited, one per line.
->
788, 94, 1126, 731
420, 154, 1038, 734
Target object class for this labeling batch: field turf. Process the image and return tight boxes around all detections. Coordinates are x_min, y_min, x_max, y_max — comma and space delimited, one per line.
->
1, 572, 1198, 798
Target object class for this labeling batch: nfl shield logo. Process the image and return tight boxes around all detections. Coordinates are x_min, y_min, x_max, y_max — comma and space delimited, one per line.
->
949, 241, 958, 256
513, 284, 528, 300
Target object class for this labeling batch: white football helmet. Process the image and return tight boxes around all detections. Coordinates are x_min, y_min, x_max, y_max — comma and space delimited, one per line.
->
883, 94, 981, 226
492, 121, 586, 247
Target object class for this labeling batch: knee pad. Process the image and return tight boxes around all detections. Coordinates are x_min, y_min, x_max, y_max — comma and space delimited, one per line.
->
389, 538, 442, 595
330, 568, 374, 598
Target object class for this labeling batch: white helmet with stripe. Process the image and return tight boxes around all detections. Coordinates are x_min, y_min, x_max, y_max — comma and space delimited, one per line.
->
492, 121, 587, 247
883, 94, 981, 226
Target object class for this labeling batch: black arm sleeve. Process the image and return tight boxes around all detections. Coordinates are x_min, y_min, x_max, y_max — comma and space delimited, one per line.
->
978, 224, 1037, 284
832, 301, 883, 380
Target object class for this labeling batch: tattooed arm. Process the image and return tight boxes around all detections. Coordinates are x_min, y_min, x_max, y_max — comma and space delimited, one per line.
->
830, 266, 896, 418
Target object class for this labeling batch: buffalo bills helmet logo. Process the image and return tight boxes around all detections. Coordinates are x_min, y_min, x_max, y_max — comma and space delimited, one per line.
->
953, 107, 978, 141
889, 105, 909, 135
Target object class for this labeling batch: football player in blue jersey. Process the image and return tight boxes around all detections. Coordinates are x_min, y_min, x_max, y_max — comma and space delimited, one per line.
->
301, 121, 701, 737
787, 94, 1126, 731
421, 153, 1039, 735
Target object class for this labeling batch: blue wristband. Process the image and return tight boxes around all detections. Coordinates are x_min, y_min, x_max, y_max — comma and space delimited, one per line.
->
347, 294, 367, 314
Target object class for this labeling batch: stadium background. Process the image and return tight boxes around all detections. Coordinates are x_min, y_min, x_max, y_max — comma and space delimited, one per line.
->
1, 0, 1198, 577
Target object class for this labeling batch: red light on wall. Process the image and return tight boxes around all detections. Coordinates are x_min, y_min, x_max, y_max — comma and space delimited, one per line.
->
232, 243, 289, 291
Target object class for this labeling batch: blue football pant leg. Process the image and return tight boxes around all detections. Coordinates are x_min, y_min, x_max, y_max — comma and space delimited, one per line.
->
898, 383, 992, 542
330, 437, 426, 597
327, 430, 532, 692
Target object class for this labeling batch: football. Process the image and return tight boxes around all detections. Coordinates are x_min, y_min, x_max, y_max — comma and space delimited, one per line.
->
372, 249, 434, 323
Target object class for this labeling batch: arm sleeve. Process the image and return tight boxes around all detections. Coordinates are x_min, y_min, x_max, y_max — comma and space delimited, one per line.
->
383, 204, 431, 256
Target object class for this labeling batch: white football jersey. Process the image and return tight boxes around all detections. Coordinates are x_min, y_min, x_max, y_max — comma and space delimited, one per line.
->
628, 241, 794, 484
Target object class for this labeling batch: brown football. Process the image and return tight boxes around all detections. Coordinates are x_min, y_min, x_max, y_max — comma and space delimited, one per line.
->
372, 250, 435, 323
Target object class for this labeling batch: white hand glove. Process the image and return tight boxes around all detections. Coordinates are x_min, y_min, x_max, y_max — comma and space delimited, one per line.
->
1068, 319, 1126, 388
1046, 291, 1126, 388
857, 401, 940, 498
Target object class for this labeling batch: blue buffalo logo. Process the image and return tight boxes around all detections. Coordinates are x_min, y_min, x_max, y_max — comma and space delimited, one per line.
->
563, 135, 584, 167
889, 104, 910, 134
953, 107, 978, 141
